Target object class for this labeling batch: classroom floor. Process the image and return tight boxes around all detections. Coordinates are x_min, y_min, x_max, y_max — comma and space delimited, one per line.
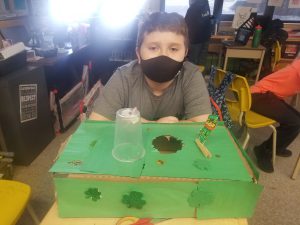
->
14, 105, 300, 225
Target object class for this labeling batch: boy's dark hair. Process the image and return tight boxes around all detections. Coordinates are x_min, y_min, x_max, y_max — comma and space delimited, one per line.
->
136, 12, 189, 49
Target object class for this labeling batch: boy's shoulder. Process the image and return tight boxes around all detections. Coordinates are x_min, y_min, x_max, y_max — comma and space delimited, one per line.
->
117, 59, 138, 71
179, 61, 206, 85
182, 61, 202, 76
116, 60, 143, 80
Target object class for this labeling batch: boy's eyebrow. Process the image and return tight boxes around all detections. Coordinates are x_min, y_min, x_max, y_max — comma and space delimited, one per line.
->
168, 42, 183, 46
146, 41, 160, 45
145, 41, 183, 46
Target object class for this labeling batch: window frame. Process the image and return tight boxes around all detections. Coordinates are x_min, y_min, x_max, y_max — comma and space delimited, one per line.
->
162, 0, 300, 23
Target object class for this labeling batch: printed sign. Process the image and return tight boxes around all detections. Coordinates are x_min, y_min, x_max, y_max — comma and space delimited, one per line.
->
19, 84, 37, 123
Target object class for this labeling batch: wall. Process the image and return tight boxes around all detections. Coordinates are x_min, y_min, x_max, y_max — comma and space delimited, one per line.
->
144, 0, 161, 13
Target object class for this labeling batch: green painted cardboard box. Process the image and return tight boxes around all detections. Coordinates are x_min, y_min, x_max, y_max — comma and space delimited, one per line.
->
50, 121, 263, 219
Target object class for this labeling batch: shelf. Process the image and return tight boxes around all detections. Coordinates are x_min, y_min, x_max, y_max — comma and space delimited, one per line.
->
0, 16, 28, 28
287, 37, 300, 42
280, 58, 294, 62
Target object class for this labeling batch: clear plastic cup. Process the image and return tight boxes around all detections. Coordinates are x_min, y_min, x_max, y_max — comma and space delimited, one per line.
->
112, 108, 145, 162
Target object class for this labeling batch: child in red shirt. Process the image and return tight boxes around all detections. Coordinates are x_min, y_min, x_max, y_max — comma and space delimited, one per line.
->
251, 58, 300, 173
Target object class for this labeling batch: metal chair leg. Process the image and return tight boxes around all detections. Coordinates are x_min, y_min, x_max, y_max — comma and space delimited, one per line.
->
26, 203, 40, 225
242, 131, 250, 150
291, 154, 300, 180
269, 125, 277, 166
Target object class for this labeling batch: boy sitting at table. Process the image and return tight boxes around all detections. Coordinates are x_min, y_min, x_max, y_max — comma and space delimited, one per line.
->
90, 12, 211, 123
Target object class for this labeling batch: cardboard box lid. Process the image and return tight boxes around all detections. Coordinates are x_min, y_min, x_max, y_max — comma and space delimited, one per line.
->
50, 121, 256, 182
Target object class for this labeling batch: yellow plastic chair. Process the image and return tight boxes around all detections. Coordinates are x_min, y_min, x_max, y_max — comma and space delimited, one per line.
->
0, 179, 39, 225
199, 65, 205, 73
215, 69, 278, 166
272, 40, 281, 72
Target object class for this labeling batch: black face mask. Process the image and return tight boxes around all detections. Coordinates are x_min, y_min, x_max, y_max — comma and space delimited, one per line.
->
140, 55, 183, 83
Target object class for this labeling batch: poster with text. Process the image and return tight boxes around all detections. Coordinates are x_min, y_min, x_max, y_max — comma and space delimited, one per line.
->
19, 84, 37, 123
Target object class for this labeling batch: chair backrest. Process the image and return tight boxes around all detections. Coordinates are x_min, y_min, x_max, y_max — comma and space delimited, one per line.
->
0, 179, 31, 225
207, 67, 236, 128
199, 65, 205, 73
272, 40, 282, 71
214, 69, 252, 124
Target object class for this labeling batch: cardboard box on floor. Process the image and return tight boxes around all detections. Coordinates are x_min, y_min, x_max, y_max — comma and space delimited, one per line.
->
50, 121, 263, 220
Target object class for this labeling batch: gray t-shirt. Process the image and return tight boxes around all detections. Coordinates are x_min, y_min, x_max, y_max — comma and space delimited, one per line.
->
93, 60, 212, 120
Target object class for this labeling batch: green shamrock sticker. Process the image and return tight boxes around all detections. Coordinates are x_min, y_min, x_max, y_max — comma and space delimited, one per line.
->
193, 159, 211, 171
84, 188, 102, 201
122, 191, 146, 209
188, 188, 213, 208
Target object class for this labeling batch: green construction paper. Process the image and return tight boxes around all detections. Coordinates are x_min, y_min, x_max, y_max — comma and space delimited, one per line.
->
55, 177, 196, 218
51, 121, 144, 177
188, 189, 214, 208
194, 181, 263, 219
80, 131, 145, 177
50, 121, 253, 181
228, 129, 260, 180
142, 123, 251, 181
50, 121, 106, 174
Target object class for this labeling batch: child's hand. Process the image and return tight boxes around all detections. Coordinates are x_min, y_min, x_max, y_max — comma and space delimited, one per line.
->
156, 116, 179, 123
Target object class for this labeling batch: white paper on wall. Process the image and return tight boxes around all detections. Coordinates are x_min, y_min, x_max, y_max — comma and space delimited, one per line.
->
232, 7, 253, 29
288, 0, 300, 8
268, 0, 284, 7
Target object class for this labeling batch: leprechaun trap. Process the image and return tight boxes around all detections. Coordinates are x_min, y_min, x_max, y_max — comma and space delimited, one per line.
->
50, 119, 262, 219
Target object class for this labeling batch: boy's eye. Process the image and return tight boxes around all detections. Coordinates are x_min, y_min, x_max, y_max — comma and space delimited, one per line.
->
148, 46, 158, 51
170, 47, 178, 52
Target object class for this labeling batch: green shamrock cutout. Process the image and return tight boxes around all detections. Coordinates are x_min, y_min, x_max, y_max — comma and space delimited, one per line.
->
193, 159, 211, 171
122, 191, 146, 209
188, 188, 213, 208
84, 188, 102, 201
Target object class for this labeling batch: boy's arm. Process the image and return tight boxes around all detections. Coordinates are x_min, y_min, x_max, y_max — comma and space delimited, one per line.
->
141, 114, 209, 123
184, 114, 209, 122
91, 69, 126, 120
142, 116, 179, 123
183, 69, 212, 120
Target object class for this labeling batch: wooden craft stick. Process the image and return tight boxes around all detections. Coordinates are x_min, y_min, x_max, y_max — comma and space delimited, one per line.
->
195, 138, 212, 158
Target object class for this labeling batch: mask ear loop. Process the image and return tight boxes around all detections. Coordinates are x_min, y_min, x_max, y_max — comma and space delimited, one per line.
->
174, 68, 183, 79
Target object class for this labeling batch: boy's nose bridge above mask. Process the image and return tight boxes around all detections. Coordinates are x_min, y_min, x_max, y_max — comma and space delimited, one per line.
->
159, 47, 169, 57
